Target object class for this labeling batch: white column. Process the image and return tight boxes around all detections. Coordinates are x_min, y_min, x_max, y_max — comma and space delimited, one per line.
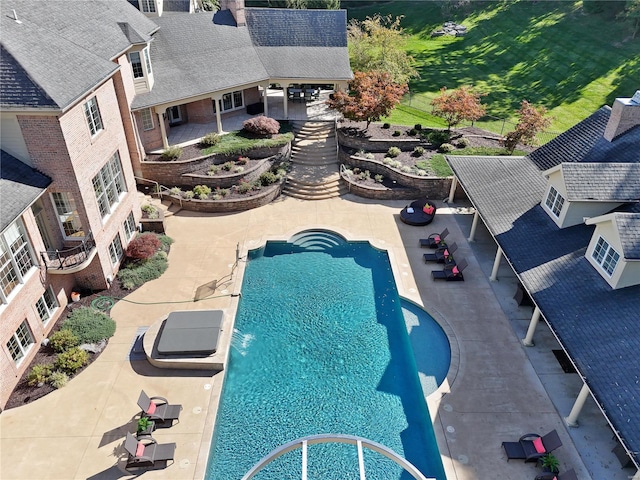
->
522, 306, 541, 347
468, 210, 479, 242
156, 108, 169, 149
447, 176, 457, 203
213, 96, 223, 134
490, 246, 503, 281
282, 83, 289, 119
565, 383, 591, 427
262, 83, 269, 116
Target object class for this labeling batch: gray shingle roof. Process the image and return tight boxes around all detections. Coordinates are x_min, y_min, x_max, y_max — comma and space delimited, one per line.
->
245, 8, 347, 47
446, 106, 640, 468
254, 46, 352, 80
164, 0, 191, 12
131, 11, 269, 110
558, 163, 640, 201
0, 151, 51, 232
615, 213, 640, 259
1, 0, 158, 110
0, 45, 57, 109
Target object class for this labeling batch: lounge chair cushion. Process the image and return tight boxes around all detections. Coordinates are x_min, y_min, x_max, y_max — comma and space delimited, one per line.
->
443, 249, 449, 256
136, 442, 145, 457
146, 402, 156, 415
533, 437, 545, 453
434, 235, 441, 243
452, 266, 459, 275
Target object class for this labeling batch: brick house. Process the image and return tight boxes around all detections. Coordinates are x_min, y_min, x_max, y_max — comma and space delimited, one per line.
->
0, 0, 350, 409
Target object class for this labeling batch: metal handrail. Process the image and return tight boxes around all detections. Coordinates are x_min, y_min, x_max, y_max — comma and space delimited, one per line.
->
41, 231, 95, 270
134, 176, 182, 207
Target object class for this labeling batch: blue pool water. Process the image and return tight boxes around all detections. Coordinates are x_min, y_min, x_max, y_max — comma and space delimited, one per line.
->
206, 231, 450, 480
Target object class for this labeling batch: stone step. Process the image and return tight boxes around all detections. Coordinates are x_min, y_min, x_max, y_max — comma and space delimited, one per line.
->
283, 181, 347, 200
290, 156, 338, 167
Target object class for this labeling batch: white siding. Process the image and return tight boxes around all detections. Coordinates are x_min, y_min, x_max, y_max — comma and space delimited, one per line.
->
0, 113, 30, 164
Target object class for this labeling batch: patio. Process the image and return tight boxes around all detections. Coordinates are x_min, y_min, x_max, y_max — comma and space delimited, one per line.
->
166, 89, 339, 148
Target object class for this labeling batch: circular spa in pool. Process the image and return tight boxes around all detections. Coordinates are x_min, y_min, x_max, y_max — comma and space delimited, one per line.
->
206, 230, 451, 480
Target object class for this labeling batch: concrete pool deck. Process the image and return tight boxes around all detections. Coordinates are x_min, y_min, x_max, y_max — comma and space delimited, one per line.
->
0, 195, 633, 480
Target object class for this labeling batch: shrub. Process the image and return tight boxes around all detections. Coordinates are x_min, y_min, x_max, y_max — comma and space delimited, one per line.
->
259, 171, 278, 186
222, 161, 235, 171
126, 233, 161, 260
391, 160, 402, 169
392, 130, 401, 137
408, 128, 418, 136
193, 184, 212, 199
382, 157, 393, 165
160, 146, 182, 161
49, 371, 69, 389
170, 187, 182, 196
49, 329, 79, 353
382, 123, 391, 129
387, 147, 401, 158
141, 204, 159, 219
200, 132, 220, 147
27, 364, 52, 386
158, 234, 173, 251
207, 165, 219, 176
374, 174, 384, 183
237, 180, 253, 194
438, 143, 454, 153
457, 137, 470, 148
55, 347, 89, 375
401, 165, 412, 173
118, 252, 169, 290
237, 156, 249, 165
242, 116, 280, 136
415, 169, 428, 177
356, 149, 367, 157
63, 307, 116, 344
427, 130, 450, 145
234, 166, 244, 173
358, 170, 371, 181
215, 187, 229, 197
365, 152, 375, 160
413, 146, 425, 157
184, 190, 194, 199
414, 124, 422, 131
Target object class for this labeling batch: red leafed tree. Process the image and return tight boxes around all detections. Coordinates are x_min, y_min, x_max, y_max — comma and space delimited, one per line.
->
502, 100, 552, 154
125, 233, 161, 261
326, 71, 408, 129
431, 86, 486, 131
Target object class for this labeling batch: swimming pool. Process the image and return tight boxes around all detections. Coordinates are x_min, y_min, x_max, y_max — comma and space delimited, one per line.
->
206, 230, 450, 479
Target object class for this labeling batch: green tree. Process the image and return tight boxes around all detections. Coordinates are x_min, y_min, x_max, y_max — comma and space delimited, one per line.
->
619, 0, 640, 38
285, 0, 340, 8
431, 86, 486, 132
347, 14, 418, 85
326, 71, 408, 129
502, 100, 551, 154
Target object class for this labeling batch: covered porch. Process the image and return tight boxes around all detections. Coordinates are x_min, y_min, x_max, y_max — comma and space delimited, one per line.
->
163, 88, 339, 149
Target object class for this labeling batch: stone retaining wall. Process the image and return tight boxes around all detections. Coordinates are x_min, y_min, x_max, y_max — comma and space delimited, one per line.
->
181, 159, 272, 189
161, 180, 284, 213
340, 177, 420, 200
337, 129, 424, 152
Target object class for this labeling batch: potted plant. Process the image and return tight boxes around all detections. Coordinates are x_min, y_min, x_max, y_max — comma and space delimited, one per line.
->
137, 417, 154, 436
539, 453, 560, 473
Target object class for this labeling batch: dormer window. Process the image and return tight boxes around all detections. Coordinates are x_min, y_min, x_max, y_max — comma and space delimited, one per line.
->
130, 48, 152, 79
545, 186, 565, 218
140, 0, 156, 13
591, 236, 620, 276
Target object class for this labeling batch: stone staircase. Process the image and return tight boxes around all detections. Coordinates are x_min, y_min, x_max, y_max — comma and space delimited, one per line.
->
283, 121, 347, 200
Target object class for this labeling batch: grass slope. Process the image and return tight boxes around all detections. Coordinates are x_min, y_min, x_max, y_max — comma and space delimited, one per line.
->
348, 1, 640, 132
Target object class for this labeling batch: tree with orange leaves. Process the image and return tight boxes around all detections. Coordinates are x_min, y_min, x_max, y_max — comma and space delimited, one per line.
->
431, 86, 486, 132
502, 100, 551, 154
326, 71, 408, 129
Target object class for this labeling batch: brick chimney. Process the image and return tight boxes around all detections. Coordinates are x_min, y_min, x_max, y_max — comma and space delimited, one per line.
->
220, 0, 245, 26
603, 90, 640, 141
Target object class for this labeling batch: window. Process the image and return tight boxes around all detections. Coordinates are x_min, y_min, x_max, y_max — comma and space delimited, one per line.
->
129, 51, 144, 78
215, 91, 244, 113
109, 234, 123, 266
140, 0, 156, 12
143, 47, 153, 76
545, 186, 565, 218
141, 108, 154, 131
592, 236, 620, 276
6, 320, 34, 364
93, 152, 127, 218
51, 192, 84, 238
36, 287, 58, 323
83, 97, 103, 136
124, 211, 137, 239
0, 220, 35, 301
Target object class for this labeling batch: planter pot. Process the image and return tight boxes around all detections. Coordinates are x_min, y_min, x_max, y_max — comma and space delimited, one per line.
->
71, 292, 81, 302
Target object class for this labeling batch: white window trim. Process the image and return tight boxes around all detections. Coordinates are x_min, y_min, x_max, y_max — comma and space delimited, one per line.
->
0, 219, 37, 305
109, 233, 124, 266
83, 97, 103, 137
129, 51, 144, 79
51, 192, 85, 240
591, 235, 620, 277
215, 90, 245, 113
6, 320, 35, 366
141, 108, 154, 131
93, 152, 127, 220
124, 211, 137, 240
544, 185, 565, 218
36, 286, 58, 324
140, 0, 156, 13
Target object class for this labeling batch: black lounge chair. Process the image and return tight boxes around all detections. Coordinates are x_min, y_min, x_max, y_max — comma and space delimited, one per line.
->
137, 390, 182, 427
424, 242, 458, 264
431, 258, 467, 281
124, 432, 176, 470
535, 469, 577, 480
400, 198, 437, 226
502, 429, 563, 463
420, 227, 449, 248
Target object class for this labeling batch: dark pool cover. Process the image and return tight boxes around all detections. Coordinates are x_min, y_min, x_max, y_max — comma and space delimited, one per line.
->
157, 310, 223, 356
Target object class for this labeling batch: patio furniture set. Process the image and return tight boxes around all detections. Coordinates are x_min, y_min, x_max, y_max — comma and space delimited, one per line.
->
123, 390, 182, 470
419, 226, 468, 281
287, 86, 320, 103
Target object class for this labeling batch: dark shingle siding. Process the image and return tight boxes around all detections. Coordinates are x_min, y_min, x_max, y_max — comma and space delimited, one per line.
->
0, 151, 51, 232
616, 213, 640, 259
246, 8, 347, 47
561, 163, 640, 201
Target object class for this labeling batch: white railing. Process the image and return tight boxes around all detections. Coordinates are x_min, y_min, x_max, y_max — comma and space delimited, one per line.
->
241, 433, 435, 480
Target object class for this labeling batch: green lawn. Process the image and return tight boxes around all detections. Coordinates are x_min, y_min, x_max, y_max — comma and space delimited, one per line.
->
348, 1, 640, 132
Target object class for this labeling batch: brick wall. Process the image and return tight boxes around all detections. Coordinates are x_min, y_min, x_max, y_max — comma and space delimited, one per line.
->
113, 55, 143, 174
185, 99, 215, 124
136, 109, 165, 153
